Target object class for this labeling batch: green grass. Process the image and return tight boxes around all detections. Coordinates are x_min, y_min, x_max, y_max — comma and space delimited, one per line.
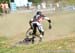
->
0, 36, 75, 53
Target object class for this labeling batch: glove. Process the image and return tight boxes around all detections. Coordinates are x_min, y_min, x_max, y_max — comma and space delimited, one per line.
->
49, 24, 52, 29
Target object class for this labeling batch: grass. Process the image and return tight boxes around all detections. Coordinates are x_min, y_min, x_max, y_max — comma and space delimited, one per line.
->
0, 36, 75, 53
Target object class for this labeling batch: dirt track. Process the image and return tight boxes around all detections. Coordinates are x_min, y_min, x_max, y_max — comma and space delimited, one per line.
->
0, 11, 75, 44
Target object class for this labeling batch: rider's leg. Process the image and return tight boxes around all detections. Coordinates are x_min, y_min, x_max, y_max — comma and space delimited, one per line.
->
39, 30, 44, 42
31, 23, 37, 44
38, 25, 44, 42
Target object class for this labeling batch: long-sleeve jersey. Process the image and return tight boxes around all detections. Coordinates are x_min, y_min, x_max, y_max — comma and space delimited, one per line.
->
31, 14, 50, 23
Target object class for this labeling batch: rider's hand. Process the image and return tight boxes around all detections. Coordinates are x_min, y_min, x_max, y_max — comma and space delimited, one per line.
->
49, 24, 52, 29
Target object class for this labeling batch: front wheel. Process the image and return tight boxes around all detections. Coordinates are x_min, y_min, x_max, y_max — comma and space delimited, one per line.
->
26, 28, 33, 38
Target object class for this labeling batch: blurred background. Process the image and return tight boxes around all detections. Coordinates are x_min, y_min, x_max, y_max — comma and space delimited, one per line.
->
0, 0, 75, 13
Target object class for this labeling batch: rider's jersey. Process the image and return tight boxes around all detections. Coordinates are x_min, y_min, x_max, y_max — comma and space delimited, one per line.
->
30, 14, 50, 26
32, 14, 49, 23
30, 14, 50, 29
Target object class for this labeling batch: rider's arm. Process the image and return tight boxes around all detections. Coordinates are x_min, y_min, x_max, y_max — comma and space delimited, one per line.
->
44, 17, 52, 29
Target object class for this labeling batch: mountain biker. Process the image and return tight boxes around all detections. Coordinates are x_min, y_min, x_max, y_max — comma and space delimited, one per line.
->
29, 11, 52, 43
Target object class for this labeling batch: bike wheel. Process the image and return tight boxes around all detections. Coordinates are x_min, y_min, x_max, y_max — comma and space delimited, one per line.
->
26, 28, 33, 38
